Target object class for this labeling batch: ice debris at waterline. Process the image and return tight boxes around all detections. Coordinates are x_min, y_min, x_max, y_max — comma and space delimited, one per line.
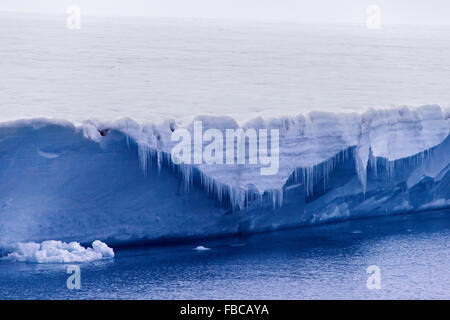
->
194, 246, 211, 251
1, 240, 114, 263
0, 105, 448, 245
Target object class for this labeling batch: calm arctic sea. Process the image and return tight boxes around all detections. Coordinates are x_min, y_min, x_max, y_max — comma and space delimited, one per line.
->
0, 210, 448, 299
1, 13, 450, 124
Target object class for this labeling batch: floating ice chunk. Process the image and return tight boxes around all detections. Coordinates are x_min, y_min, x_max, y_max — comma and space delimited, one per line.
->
92, 240, 115, 258
194, 246, 211, 251
38, 150, 60, 159
2, 240, 114, 263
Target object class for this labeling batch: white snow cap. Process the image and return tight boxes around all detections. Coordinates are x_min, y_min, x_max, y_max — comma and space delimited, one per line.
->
2, 240, 114, 263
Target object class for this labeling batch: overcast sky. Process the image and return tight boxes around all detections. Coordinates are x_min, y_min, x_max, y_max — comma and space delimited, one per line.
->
1, 0, 449, 25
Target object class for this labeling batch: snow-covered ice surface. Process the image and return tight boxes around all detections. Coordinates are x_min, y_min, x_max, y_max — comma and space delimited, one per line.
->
2, 13, 450, 123
0, 13, 449, 256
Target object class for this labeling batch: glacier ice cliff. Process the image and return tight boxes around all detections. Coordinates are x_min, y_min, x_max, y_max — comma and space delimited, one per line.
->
0, 105, 448, 249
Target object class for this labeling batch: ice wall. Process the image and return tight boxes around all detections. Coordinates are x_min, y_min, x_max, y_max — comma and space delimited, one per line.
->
93, 104, 449, 208
0, 105, 448, 247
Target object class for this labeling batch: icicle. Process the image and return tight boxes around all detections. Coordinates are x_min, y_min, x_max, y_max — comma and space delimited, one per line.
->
302, 167, 314, 197
368, 148, 377, 177
386, 160, 395, 179
270, 189, 283, 208
137, 144, 151, 175
354, 146, 368, 193
287, 148, 351, 197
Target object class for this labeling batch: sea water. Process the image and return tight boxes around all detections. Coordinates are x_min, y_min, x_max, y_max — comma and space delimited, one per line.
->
0, 210, 448, 299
